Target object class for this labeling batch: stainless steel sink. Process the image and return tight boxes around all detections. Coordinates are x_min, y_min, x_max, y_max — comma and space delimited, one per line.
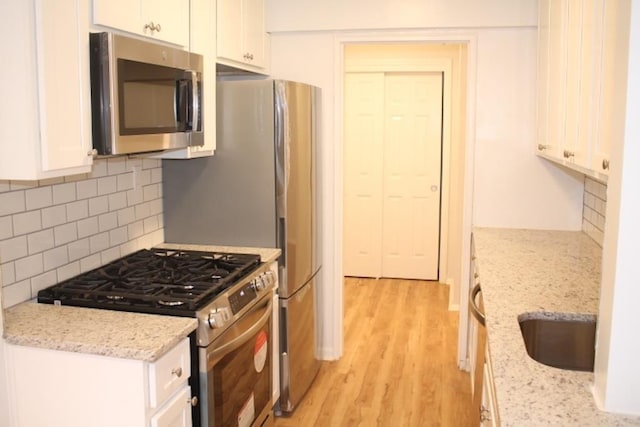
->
518, 313, 596, 372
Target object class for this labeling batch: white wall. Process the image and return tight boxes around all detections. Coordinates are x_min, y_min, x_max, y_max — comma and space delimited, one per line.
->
472, 28, 584, 230
267, 0, 537, 31
269, 29, 585, 358
594, 0, 640, 414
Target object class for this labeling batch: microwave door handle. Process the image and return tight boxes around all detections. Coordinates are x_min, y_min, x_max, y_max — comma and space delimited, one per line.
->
175, 79, 188, 131
190, 70, 200, 134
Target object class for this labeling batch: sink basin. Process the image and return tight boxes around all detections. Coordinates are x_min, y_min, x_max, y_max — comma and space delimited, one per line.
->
518, 313, 596, 372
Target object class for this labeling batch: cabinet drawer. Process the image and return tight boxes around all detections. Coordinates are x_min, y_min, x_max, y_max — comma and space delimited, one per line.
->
148, 338, 191, 408
151, 385, 192, 427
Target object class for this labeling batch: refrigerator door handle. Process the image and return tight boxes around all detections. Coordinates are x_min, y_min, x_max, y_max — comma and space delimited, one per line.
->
278, 217, 286, 268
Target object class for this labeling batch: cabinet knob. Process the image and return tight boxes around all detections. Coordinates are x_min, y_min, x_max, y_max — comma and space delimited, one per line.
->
88, 148, 98, 157
144, 22, 161, 33
563, 150, 575, 159
171, 367, 183, 378
537, 144, 548, 151
190, 396, 198, 407
602, 159, 610, 170
243, 52, 254, 61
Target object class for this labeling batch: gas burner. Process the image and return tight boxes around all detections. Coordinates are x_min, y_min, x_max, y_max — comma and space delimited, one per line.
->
36, 248, 262, 316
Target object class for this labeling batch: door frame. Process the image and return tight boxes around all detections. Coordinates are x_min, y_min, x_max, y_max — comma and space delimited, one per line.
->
331, 30, 478, 368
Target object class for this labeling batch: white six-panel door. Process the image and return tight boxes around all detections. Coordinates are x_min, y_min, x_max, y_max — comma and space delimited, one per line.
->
344, 72, 443, 280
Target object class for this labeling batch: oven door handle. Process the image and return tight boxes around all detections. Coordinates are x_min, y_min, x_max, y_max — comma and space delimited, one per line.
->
207, 297, 272, 363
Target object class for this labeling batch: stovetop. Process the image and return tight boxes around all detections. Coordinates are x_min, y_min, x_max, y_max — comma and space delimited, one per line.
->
37, 248, 261, 316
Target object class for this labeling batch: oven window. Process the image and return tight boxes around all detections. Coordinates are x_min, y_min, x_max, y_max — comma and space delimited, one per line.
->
117, 59, 182, 134
210, 322, 271, 427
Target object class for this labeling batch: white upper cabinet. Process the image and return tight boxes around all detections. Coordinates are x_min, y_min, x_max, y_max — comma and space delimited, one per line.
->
217, 0, 270, 73
536, 0, 629, 181
93, 0, 190, 47
0, 0, 93, 180
148, 0, 216, 159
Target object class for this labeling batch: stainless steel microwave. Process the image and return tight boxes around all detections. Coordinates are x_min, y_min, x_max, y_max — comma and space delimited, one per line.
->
89, 32, 204, 156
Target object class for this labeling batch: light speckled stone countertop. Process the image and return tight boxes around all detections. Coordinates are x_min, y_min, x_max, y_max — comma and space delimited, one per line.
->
3, 302, 197, 362
474, 228, 640, 426
1, 244, 280, 362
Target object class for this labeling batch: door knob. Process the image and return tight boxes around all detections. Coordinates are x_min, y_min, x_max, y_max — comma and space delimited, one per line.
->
430, 185, 439, 192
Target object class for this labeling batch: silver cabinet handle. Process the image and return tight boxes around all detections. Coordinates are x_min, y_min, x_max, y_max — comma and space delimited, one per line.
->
602, 159, 610, 170
144, 22, 161, 33
469, 283, 485, 326
171, 367, 183, 378
88, 148, 98, 157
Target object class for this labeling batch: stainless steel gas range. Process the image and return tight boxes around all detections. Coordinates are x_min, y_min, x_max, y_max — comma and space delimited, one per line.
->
37, 247, 277, 427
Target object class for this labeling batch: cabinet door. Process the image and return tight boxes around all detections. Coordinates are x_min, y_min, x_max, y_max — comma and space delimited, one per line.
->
151, 386, 192, 427
563, 0, 588, 168
93, 0, 143, 36
38, 0, 93, 173
217, 0, 243, 62
546, 0, 569, 160
243, 0, 266, 66
93, 0, 188, 47
536, 0, 551, 156
143, 0, 189, 47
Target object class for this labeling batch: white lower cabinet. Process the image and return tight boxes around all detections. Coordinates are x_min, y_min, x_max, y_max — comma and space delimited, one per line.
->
5, 338, 192, 427
480, 347, 499, 427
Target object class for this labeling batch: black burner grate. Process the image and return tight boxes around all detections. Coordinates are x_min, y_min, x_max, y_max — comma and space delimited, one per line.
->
37, 248, 261, 316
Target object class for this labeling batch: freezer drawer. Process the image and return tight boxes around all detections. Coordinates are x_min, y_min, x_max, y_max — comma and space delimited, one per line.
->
278, 271, 321, 413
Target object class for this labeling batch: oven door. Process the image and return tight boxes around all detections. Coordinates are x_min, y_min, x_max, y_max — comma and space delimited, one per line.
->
200, 294, 273, 427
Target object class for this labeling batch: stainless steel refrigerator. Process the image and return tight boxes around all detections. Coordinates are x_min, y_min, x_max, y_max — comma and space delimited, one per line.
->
162, 79, 322, 414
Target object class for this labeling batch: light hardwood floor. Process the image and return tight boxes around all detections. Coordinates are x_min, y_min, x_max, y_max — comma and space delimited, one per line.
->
274, 277, 474, 427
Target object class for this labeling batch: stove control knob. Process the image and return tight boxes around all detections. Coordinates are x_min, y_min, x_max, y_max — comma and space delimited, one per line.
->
208, 307, 231, 329
253, 275, 267, 292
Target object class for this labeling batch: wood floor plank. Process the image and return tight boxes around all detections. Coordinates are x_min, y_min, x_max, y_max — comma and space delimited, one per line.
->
274, 278, 473, 427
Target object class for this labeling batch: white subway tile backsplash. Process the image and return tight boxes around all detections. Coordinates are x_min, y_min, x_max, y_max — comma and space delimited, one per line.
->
143, 184, 159, 201
54, 223, 78, 246
143, 216, 159, 234
107, 157, 127, 175
10, 181, 38, 191
77, 216, 99, 238
89, 232, 109, 254
80, 253, 102, 273
89, 195, 109, 217
52, 182, 77, 205
1, 262, 16, 286
41, 205, 67, 228
66, 200, 89, 222
12, 211, 42, 236
97, 176, 117, 195
57, 261, 80, 282
1, 158, 166, 308
583, 176, 607, 247
142, 159, 160, 169
108, 192, 128, 212
98, 212, 118, 232
68, 238, 90, 262
2, 280, 32, 308
30, 270, 57, 294
117, 173, 133, 192
0, 216, 12, 240
128, 220, 144, 239
89, 160, 108, 178
0, 236, 28, 262
27, 229, 55, 255
15, 254, 44, 282
76, 179, 98, 200
151, 167, 162, 184
0, 191, 26, 216
43, 246, 68, 271
25, 187, 52, 210
127, 188, 144, 206
101, 247, 121, 264
109, 226, 128, 246
117, 207, 136, 227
